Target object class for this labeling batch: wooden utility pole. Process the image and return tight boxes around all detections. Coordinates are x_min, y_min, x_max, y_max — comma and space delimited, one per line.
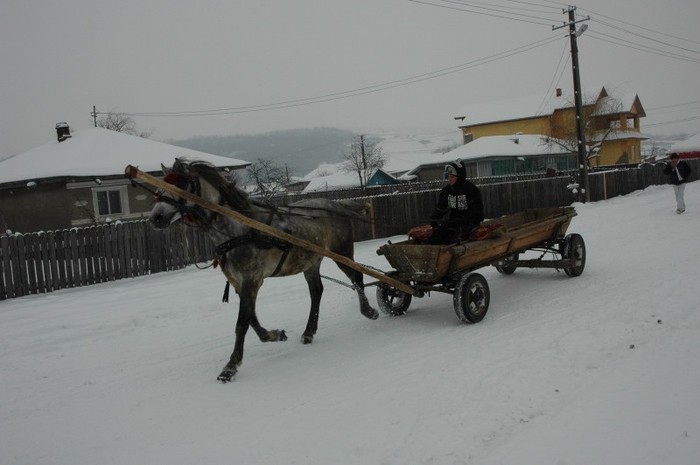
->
360, 134, 367, 188
554, 6, 590, 202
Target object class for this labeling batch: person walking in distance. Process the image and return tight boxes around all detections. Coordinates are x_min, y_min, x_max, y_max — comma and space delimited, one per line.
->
663, 153, 692, 214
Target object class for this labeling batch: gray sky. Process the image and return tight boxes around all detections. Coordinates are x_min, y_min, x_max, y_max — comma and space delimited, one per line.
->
2, 0, 699, 158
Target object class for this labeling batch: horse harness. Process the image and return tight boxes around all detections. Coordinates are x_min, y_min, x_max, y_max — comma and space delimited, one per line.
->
129, 171, 304, 286
155, 173, 293, 278
214, 216, 292, 278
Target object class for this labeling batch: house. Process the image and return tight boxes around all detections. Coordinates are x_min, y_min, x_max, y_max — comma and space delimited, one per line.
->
0, 124, 250, 233
668, 132, 700, 159
454, 86, 647, 166
401, 134, 576, 182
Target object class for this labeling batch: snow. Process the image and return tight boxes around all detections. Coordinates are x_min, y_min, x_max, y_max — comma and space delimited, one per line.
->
299, 130, 462, 191
1, 183, 699, 465
0, 127, 250, 185
453, 86, 641, 128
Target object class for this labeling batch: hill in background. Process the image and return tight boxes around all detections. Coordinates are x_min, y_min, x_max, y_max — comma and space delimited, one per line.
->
167, 127, 357, 177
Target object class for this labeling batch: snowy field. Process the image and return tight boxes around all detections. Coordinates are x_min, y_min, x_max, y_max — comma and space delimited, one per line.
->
1, 183, 698, 465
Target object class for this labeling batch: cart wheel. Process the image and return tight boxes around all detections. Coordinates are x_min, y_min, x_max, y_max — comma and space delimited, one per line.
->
561, 233, 586, 277
376, 281, 412, 316
453, 273, 490, 324
494, 253, 519, 275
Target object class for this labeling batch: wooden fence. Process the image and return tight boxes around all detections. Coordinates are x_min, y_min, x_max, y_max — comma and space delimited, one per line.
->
1, 161, 694, 300
1, 222, 214, 300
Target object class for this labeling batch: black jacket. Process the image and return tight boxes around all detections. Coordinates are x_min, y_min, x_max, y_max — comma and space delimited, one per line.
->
430, 179, 484, 229
663, 160, 692, 185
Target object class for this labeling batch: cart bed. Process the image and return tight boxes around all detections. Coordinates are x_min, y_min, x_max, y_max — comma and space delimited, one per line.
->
377, 207, 576, 283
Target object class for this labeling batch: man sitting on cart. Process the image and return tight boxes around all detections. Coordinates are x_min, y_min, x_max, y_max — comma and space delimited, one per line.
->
426, 160, 484, 244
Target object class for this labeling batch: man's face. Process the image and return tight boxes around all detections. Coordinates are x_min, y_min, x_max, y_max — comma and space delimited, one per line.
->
671, 157, 679, 166
448, 174, 458, 185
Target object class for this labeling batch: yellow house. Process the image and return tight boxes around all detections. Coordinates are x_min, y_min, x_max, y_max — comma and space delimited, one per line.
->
454, 87, 647, 166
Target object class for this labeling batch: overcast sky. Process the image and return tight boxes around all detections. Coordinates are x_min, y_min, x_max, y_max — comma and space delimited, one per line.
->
2, 0, 699, 158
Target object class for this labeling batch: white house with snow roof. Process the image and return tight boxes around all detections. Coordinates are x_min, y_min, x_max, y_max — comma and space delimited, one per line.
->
454, 86, 647, 166
0, 125, 250, 232
401, 134, 576, 181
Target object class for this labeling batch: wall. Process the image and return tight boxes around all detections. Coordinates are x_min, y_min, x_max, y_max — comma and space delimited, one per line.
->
0, 181, 73, 232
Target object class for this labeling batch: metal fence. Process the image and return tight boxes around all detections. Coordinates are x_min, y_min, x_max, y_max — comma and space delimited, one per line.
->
1, 161, 694, 300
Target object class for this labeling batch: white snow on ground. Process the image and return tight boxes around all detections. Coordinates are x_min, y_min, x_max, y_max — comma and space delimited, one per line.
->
1, 183, 699, 465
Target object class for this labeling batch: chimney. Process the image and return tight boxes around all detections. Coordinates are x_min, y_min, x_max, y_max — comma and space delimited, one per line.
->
556, 88, 562, 97
56, 122, 71, 142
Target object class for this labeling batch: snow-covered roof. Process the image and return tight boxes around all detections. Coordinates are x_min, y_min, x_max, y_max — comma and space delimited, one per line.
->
401, 134, 572, 177
454, 86, 642, 128
670, 132, 700, 152
302, 171, 361, 192
0, 127, 250, 185
371, 130, 462, 174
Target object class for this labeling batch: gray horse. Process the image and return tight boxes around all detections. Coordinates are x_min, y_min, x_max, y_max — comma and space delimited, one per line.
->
149, 159, 378, 382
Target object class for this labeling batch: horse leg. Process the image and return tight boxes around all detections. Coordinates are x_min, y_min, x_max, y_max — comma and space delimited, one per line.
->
250, 312, 288, 343
336, 263, 379, 320
301, 265, 323, 344
218, 280, 261, 383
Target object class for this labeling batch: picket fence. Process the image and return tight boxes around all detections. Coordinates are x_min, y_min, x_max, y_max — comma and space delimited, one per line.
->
1, 161, 693, 300
1, 222, 213, 300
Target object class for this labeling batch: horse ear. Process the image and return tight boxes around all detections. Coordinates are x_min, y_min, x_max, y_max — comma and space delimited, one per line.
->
161, 163, 171, 176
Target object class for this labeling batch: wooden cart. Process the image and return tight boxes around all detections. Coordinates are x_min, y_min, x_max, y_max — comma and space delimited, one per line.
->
125, 166, 584, 325
374, 207, 586, 323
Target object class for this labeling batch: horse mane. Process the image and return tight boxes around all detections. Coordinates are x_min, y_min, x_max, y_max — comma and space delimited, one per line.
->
173, 158, 251, 211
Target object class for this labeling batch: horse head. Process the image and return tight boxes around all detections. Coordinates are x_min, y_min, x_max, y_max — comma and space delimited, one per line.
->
149, 158, 249, 229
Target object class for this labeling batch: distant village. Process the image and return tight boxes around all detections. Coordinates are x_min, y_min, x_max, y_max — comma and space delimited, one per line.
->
1, 86, 698, 233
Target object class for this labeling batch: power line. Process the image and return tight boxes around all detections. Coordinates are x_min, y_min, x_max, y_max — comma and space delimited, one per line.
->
647, 100, 700, 111
407, 0, 557, 26
535, 39, 570, 116
586, 30, 700, 64
591, 18, 700, 56
114, 35, 561, 118
579, 6, 700, 47
645, 115, 700, 128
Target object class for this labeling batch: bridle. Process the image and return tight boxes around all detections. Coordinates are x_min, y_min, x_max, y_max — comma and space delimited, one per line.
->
136, 172, 215, 228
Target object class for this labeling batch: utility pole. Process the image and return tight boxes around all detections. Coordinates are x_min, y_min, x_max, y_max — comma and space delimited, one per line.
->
554, 6, 590, 203
360, 134, 367, 188
91, 106, 98, 127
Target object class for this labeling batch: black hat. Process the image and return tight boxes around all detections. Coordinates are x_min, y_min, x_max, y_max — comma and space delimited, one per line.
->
444, 160, 466, 179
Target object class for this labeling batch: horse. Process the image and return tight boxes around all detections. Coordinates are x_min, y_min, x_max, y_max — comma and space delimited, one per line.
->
149, 158, 379, 382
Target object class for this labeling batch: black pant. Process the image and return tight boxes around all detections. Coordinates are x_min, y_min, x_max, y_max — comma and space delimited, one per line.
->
427, 223, 478, 245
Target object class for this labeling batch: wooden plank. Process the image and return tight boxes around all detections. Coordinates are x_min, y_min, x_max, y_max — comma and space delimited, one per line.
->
46, 231, 60, 292
1, 235, 12, 299
126, 165, 415, 294
38, 232, 51, 293
25, 233, 39, 295
84, 228, 96, 284
138, 221, 147, 276
69, 228, 80, 287
77, 228, 88, 286
14, 234, 27, 297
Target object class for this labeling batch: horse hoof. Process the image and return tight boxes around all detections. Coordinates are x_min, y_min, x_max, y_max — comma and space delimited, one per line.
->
217, 370, 236, 383
362, 307, 379, 320
300, 334, 314, 344
278, 330, 288, 342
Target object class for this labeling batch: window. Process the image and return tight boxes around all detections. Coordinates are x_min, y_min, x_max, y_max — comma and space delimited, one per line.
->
93, 186, 128, 218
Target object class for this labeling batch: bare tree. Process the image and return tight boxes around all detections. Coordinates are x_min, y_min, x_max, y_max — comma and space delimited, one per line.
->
95, 111, 151, 138
545, 93, 624, 166
247, 158, 290, 200
341, 135, 387, 188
